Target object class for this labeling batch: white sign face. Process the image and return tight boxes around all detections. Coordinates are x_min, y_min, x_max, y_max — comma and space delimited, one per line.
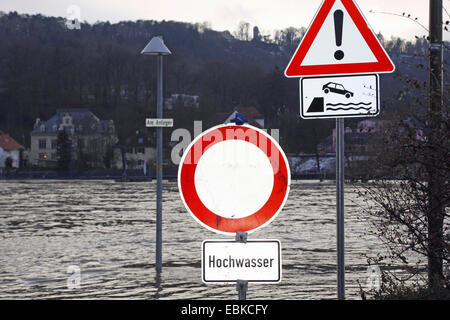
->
145, 118, 174, 127
195, 140, 275, 220
202, 240, 281, 283
300, 74, 379, 119
301, 1, 377, 67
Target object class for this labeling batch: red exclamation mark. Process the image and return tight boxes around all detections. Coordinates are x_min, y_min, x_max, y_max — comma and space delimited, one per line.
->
334, 10, 344, 60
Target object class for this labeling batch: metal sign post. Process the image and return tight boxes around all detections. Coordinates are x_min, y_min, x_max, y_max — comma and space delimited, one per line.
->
285, 0, 395, 299
141, 36, 172, 272
236, 231, 248, 300
179, 121, 289, 300
236, 280, 248, 300
155, 54, 164, 272
336, 118, 345, 299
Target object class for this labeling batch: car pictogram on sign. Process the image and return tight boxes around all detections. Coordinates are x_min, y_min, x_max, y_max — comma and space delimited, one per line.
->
322, 82, 354, 98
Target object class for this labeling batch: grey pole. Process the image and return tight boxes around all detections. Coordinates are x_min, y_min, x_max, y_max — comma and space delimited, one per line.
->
336, 118, 345, 299
235, 232, 248, 300
155, 54, 163, 272
140, 36, 171, 272
236, 280, 248, 300
69, 139, 73, 179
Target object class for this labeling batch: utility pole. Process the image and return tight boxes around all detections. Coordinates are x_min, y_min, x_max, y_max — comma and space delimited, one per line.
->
430, 1, 443, 109
427, 0, 444, 292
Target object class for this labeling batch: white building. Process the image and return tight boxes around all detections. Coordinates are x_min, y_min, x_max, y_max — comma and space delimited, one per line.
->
0, 133, 24, 168
30, 109, 118, 168
113, 130, 156, 170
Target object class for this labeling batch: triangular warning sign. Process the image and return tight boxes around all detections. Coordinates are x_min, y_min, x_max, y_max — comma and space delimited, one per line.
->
285, 0, 395, 77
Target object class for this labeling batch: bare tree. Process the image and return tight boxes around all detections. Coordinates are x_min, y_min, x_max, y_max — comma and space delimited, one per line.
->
355, 2, 450, 298
355, 75, 449, 298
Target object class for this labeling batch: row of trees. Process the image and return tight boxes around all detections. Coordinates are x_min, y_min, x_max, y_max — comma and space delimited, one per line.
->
0, 12, 441, 156
55, 128, 118, 171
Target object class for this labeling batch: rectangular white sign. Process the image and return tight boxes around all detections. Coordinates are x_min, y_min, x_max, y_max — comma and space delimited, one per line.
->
202, 240, 281, 283
300, 74, 379, 119
145, 118, 174, 127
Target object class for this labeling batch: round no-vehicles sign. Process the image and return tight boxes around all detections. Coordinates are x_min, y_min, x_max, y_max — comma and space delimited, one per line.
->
178, 124, 291, 235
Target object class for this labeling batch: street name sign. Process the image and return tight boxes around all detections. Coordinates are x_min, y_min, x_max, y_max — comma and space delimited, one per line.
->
178, 123, 291, 235
145, 118, 174, 127
300, 74, 379, 119
202, 240, 281, 283
285, 0, 395, 77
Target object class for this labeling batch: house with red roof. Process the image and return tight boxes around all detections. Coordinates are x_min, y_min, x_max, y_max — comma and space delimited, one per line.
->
0, 133, 25, 169
223, 107, 265, 128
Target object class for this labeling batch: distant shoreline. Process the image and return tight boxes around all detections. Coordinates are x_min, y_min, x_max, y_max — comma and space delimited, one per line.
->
0, 170, 366, 182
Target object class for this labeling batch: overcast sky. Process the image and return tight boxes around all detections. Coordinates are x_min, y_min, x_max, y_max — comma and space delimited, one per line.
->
1, 0, 449, 41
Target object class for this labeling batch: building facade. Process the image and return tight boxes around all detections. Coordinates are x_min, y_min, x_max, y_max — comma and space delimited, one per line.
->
0, 133, 24, 169
113, 130, 156, 171
30, 109, 118, 168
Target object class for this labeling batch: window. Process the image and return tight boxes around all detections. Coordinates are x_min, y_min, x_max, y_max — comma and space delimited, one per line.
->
51, 139, 57, 149
137, 160, 144, 166
39, 153, 47, 160
39, 139, 47, 149
127, 148, 133, 154
136, 147, 145, 154
51, 153, 57, 160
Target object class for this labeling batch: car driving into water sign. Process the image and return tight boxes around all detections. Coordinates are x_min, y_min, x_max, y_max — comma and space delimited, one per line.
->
322, 82, 354, 98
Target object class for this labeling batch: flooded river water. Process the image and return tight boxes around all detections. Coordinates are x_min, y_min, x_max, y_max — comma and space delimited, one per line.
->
0, 179, 385, 299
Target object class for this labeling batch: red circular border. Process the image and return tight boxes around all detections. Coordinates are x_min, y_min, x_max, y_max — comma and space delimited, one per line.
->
179, 125, 289, 234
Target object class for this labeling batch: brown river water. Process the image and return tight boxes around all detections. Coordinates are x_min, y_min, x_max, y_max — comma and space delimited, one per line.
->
0, 179, 391, 299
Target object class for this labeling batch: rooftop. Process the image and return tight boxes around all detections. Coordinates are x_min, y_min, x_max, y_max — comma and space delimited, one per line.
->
31, 108, 114, 135
223, 107, 265, 128
0, 134, 25, 151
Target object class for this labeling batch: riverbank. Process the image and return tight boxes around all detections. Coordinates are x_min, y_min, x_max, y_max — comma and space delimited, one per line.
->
0, 169, 174, 180
0, 169, 343, 181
